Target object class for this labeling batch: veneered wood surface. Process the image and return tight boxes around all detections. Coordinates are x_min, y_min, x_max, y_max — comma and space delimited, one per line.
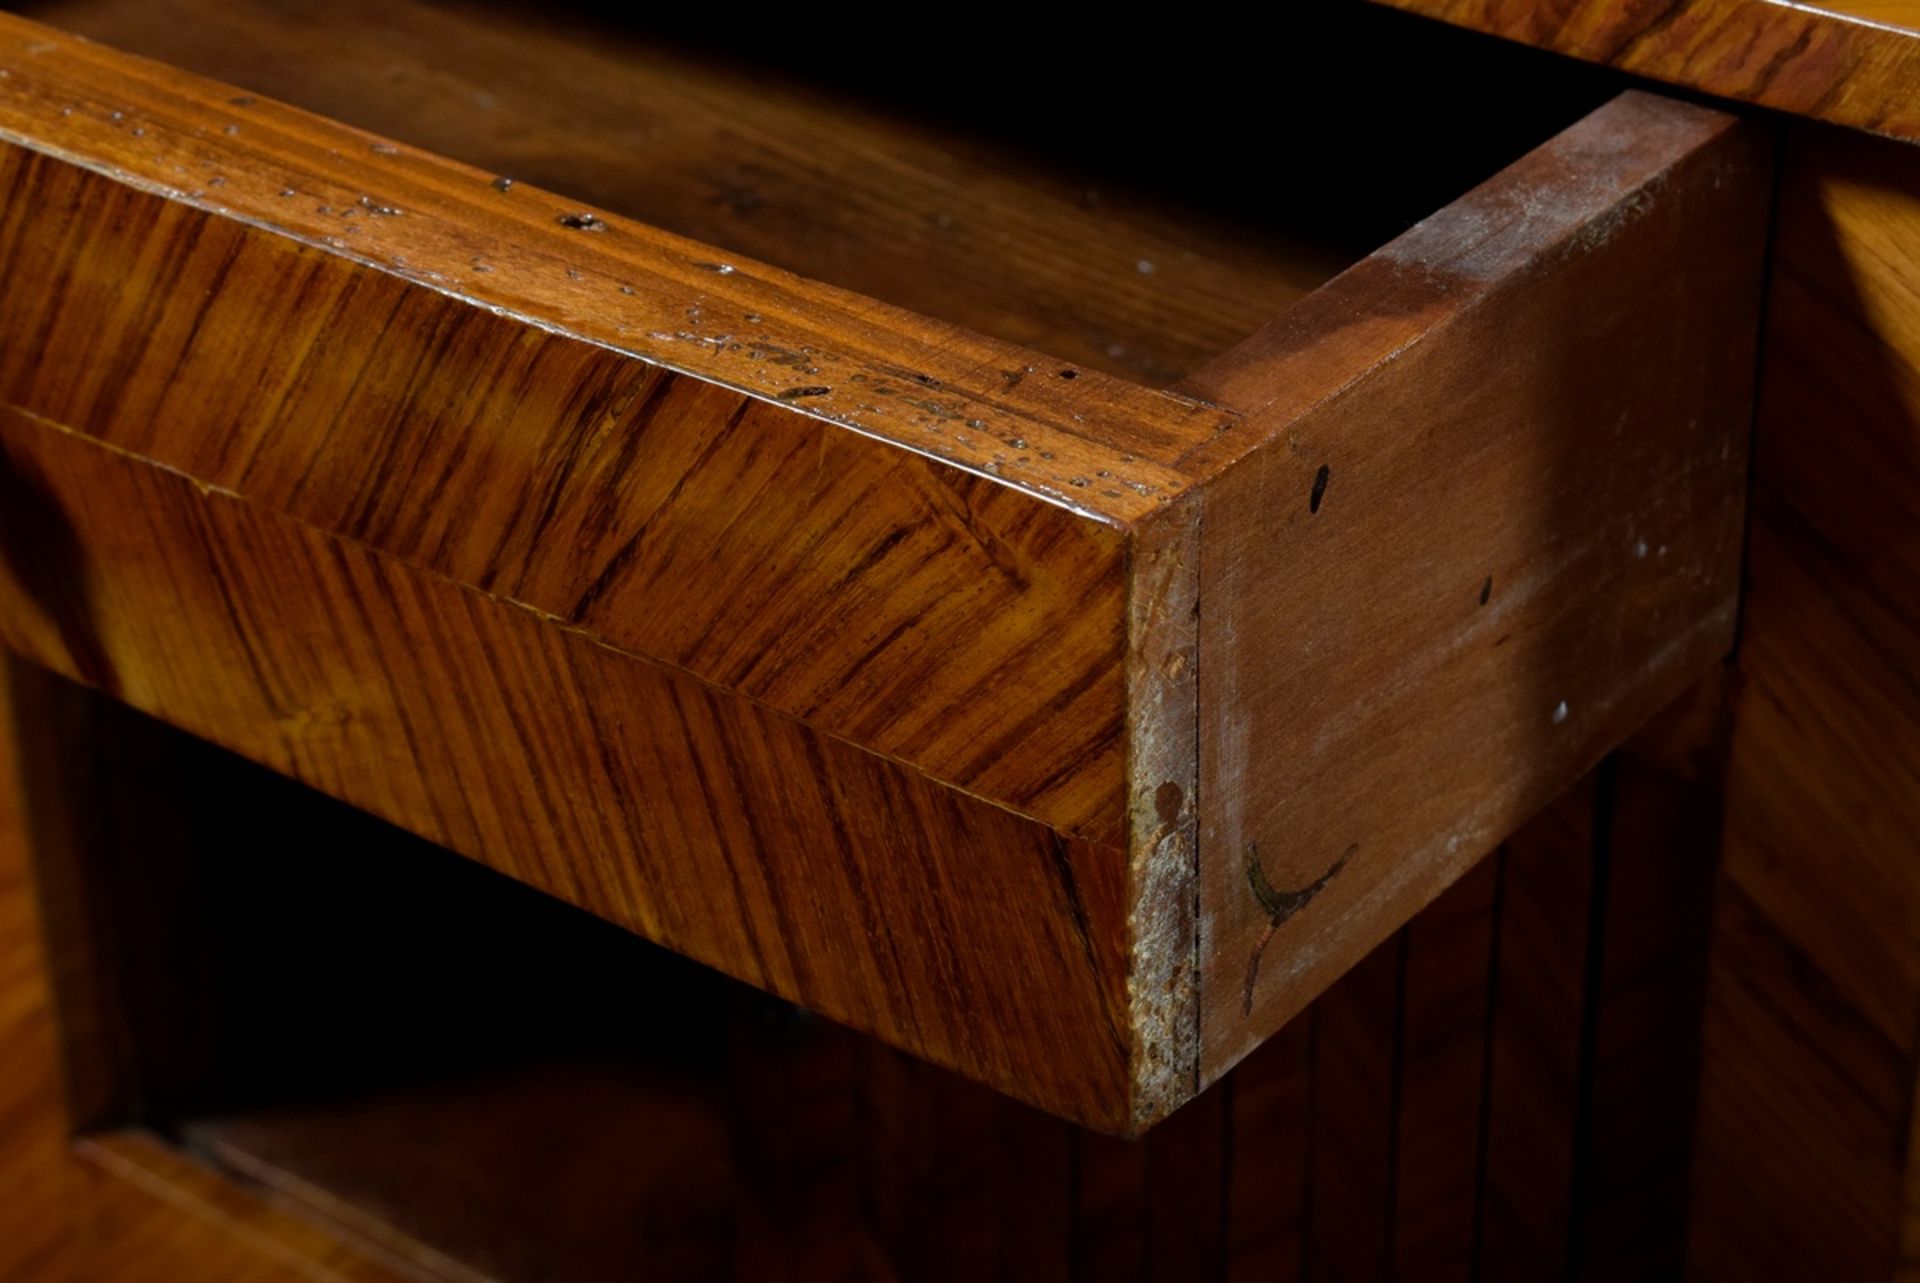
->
0, 406, 1136, 1128
4, 0, 1350, 388
0, 9, 1184, 1128
12, 0, 1633, 394
0, 13, 1219, 523
0, 135, 1137, 839
1185, 93, 1768, 1077
1376, 0, 1920, 142
1684, 121, 1920, 1283
0, 15, 1206, 846
0, 8, 1767, 1128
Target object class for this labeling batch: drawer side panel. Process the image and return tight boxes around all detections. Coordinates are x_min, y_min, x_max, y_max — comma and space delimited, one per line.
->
1193, 95, 1772, 1078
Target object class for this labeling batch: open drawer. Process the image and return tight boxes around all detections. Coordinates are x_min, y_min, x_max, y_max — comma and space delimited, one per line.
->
0, 1, 1768, 1133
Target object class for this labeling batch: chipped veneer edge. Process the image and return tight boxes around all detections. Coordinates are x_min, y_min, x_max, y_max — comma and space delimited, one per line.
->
1124, 490, 1202, 1131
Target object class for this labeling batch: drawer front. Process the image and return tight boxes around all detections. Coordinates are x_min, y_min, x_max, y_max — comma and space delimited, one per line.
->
0, 11, 1766, 1130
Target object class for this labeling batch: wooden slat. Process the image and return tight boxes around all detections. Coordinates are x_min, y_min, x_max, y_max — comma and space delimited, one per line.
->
1302, 936, 1402, 1283
1468, 688, 1727, 1283
1217, 854, 1496, 1283
1144, 1078, 1227, 1283
1249, 852, 1498, 1283
1073, 1129, 1150, 1283
991, 1102, 1076, 1283
1393, 856, 1500, 1282
725, 1008, 868, 1283
1187, 93, 1769, 1081
1574, 697, 1724, 1280
1221, 1020, 1312, 1283
1479, 778, 1600, 1283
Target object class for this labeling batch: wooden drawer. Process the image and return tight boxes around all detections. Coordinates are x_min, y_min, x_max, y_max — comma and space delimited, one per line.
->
0, 2, 1769, 1133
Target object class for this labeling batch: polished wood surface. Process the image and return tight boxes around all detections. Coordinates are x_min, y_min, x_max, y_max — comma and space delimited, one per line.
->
0, 131, 1137, 836
0, 13, 1214, 521
1377, 0, 1920, 142
3, 0, 1335, 389
0, 10, 1162, 1127
3, 0, 1916, 1273
10, 0, 1619, 389
0, 404, 1135, 1126
0, 5, 1771, 1128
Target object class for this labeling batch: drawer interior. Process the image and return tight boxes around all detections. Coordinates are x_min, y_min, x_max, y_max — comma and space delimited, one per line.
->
10, 0, 1613, 386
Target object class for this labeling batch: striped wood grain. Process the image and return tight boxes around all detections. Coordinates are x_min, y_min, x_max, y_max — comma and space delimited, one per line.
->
1375, 0, 1920, 143
0, 11, 1766, 1127
0, 407, 1136, 1127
